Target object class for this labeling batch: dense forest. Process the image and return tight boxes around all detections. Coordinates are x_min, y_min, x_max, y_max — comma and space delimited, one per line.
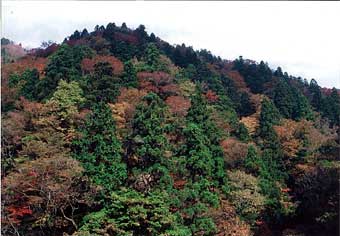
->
1, 22, 339, 236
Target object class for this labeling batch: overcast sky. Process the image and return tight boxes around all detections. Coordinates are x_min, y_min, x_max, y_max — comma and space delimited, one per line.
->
2, 1, 340, 88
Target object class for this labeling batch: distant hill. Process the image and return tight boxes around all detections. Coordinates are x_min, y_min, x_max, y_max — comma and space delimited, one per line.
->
1, 37, 27, 63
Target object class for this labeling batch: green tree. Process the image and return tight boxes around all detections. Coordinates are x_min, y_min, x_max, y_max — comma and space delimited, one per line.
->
76, 190, 190, 236
171, 180, 219, 236
182, 123, 214, 181
258, 98, 281, 137
235, 123, 250, 142
309, 79, 322, 110
272, 80, 313, 120
185, 89, 225, 182
321, 88, 340, 126
48, 80, 85, 121
272, 80, 294, 118
142, 43, 168, 72
244, 145, 259, 173
9, 69, 40, 101
72, 102, 127, 191
121, 60, 138, 88
127, 93, 169, 169
84, 61, 121, 105
38, 44, 93, 100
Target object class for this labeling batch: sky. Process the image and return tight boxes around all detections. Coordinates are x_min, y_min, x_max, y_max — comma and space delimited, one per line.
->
2, 1, 340, 88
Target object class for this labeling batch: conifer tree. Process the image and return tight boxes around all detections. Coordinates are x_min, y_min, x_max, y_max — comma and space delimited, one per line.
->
309, 79, 322, 110
72, 102, 127, 191
121, 60, 138, 88
258, 98, 281, 137
85, 61, 120, 104
127, 93, 169, 169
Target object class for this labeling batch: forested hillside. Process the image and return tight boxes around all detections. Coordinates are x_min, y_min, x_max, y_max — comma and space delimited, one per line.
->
1, 22, 339, 236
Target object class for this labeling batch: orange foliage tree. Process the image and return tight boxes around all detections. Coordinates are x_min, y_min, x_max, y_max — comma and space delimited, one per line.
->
81, 55, 124, 76
137, 71, 180, 98
204, 90, 219, 103
220, 138, 249, 168
165, 96, 191, 117
226, 70, 249, 92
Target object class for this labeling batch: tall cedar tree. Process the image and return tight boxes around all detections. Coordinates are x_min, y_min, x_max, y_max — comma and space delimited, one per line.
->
127, 93, 169, 169
258, 98, 281, 138
185, 89, 225, 183
84, 61, 120, 105
321, 88, 340, 126
72, 102, 127, 191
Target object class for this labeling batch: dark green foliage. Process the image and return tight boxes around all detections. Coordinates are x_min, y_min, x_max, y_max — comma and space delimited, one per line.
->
69, 30, 81, 40
163, 44, 200, 68
272, 79, 313, 120
272, 80, 294, 118
111, 40, 138, 62
235, 123, 250, 142
244, 145, 260, 173
171, 180, 219, 236
127, 93, 169, 169
185, 90, 225, 183
9, 69, 40, 101
38, 44, 93, 100
144, 43, 160, 70
309, 79, 323, 110
81, 28, 89, 38
234, 57, 272, 94
320, 88, 340, 126
78, 190, 190, 236
83, 62, 121, 105
182, 123, 214, 180
258, 98, 281, 137
121, 60, 138, 87
239, 92, 255, 117
293, 88, 313, 120
72, 102, 127, 191
253, 98, 294, 222
274, 67, 284, 77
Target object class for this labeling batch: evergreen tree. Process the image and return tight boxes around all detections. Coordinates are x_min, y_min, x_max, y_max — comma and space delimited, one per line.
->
182, 123, 214, 181
238, 92, 255, 117
293, 88, 313, 121
185, 89, 225, 182
9, 68, 40, 101
72, 102, 127, 191
127, 93, 169, 169
258, 98, 281, 137
38, 44, 93, 100
321, 88, 340, 126
235, 123, 250, 142
144, 43, 161, 71
84, 61, 120, 105
121, 60, 138, 87
272, 80, 294, 118
272, 80, 313, 120
274, 67, 284, 77
81, 28, 89, 38
244, 145, 259, 173
309, 79, 322, 110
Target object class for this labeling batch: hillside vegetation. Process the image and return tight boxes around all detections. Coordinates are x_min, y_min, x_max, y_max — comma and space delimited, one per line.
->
1, 23, 339, 236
